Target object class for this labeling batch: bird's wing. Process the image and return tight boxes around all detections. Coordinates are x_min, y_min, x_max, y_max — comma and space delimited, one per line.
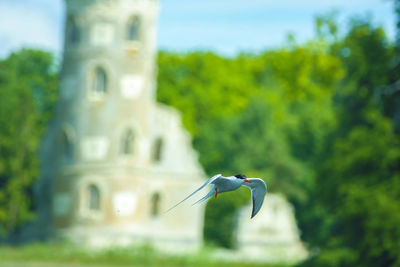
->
191, 185, 215, 206
242, 178, 267, 218
192, 175, 237, 205
165, 174, 221, 212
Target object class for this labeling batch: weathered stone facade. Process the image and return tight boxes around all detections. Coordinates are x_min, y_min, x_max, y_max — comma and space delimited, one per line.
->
35, 0, 205, 251
235, 194, 307, 263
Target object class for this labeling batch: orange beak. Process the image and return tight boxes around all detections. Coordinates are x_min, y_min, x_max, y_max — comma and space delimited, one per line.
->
244, 179, 250, 183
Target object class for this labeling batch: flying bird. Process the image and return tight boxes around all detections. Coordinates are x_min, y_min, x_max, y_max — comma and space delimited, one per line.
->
166, 174, 267, 218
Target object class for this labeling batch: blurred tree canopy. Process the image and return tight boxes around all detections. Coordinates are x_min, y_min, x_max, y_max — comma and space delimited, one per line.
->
157, 43, 344, 247
158, 12, 400, 266
0, 49, 58, 238
300, 15, 400, 267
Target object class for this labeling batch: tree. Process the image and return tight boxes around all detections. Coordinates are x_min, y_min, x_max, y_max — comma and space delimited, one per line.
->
157, 51, 254, 135
305, 112, 400, 267
157, 43, 344, 248
0, 49, 58, 238
197, 98, 310, 247
300, 16, 400, 267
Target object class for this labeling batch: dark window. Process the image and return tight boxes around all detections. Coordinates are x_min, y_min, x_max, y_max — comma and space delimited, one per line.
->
94, 67, 107, 93
151, 192, 160, 217
153, 138, 163, 162
62, 130, 73, 160
89, 185, 100, 211
68, 16, 80, 44
127, 16, 140, 41
122, 129, 135, 155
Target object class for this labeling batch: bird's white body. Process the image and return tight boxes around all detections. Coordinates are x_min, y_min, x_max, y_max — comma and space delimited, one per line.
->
213, 175, 243, 192
167, 174, 267, 218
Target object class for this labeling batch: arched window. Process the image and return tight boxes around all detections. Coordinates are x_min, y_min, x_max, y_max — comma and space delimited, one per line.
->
89, 185, 100, 211
151, 192, 160, 217
121, 128, 135, 155
61, 130, 73, 161
153, 138, 163, 162
94, 67, 107, 94
68, 16, 80, 44
127, 16, 140, 41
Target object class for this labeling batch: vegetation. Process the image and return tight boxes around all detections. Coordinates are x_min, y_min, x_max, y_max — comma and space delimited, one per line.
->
157, 12, 400, 267
0, 242, 286, 267
0, 3, 399, 267
0, 50, 59, 237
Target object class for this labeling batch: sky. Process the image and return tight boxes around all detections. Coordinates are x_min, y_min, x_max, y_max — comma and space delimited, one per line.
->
0, 0, 396, 58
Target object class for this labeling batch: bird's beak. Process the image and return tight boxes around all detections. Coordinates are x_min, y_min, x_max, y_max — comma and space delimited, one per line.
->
244, 179, 250, 183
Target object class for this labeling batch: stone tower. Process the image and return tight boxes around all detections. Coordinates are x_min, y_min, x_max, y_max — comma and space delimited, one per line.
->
36, 0, 206, 251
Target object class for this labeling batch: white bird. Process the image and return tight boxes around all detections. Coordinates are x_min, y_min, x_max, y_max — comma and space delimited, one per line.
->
166, 174, 267, 218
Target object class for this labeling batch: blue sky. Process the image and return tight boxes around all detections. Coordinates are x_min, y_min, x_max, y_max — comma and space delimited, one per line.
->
0, 0, 396, 58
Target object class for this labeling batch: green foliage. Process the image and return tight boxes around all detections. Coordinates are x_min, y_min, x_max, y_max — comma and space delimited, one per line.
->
157, 52, 253, 135
302, 114, 400, 267
300, 16, 400, 267
158, 12, 400, 266
0, 242, 288, 267
198, 99, 312, 247
0, 49, 58, 237
158, 41, 345, 248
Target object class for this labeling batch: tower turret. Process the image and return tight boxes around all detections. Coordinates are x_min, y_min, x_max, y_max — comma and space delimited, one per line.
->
60, 0, 159, 167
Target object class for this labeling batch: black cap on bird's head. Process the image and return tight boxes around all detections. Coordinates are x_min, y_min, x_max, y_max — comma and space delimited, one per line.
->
234, 174, 250, 182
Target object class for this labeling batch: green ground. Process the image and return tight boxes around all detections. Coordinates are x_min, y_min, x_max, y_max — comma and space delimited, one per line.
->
0, 243, 290, 267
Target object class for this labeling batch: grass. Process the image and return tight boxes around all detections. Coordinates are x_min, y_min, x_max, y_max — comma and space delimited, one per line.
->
0, 242, 291, 267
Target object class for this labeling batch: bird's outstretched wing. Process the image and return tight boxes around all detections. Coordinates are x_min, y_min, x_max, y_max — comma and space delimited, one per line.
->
191, 186, 216, 206
165, 174, 221, 213
242, 178, 267, 218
